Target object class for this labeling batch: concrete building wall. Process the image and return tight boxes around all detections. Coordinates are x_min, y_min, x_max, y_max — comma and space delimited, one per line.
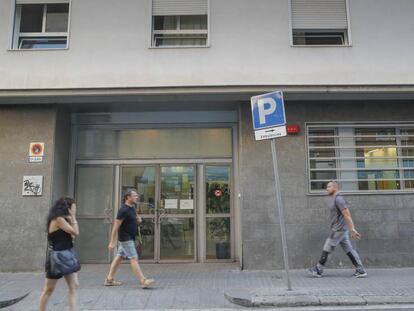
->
0, 106, 57, 271
1, 0, 414, 89
240, 101, 414, 269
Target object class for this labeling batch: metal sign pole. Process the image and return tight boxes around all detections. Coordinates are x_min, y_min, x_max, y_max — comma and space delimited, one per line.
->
270, 138, 292, 291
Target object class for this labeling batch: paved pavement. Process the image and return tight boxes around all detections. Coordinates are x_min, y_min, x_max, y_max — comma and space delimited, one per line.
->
0, 264, 414, 310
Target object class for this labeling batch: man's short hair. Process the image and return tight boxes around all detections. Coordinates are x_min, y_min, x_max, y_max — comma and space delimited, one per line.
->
123, 188, 137, 202
327, 181, 338, 188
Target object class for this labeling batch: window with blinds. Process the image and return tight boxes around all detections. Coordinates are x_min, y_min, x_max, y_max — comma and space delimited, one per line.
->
291, 0, 349, 46
307, 124, 414, 193
151, 0, 209, 47
12, 0, 70, 50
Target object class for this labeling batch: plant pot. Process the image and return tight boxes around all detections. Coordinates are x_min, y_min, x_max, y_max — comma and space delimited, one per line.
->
216, 242, 230, 259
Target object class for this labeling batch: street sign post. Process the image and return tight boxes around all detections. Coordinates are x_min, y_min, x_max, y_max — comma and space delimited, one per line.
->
251, 91, 292, 291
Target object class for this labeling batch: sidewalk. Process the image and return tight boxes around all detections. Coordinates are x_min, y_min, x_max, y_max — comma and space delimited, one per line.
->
1, 264, 414, 310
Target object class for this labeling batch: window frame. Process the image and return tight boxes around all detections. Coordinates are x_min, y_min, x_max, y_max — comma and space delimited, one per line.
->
306, 122, 414, 195
149, 0, 210, 49
9, 0, 72, 51
288, 0, 352, 47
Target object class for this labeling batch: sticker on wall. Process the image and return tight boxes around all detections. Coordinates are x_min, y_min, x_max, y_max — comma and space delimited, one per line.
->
22, 176, 43, 196
214, 189, 223, 198
29, 142, 45, 163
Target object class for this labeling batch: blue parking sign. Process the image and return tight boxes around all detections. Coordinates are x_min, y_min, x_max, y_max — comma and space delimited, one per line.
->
251, 91, 286, 130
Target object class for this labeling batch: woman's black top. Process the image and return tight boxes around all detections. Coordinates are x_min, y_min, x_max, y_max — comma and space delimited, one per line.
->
48, 229, 73, 251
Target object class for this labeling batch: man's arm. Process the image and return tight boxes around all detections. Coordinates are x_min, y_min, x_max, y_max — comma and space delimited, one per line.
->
341, 208, 361, 240
108, 219, 123, 250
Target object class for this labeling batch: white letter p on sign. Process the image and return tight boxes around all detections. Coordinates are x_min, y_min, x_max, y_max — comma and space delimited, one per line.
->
257, 98, 277, 125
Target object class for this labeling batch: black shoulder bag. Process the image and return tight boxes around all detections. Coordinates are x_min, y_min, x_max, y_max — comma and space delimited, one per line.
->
47, 242, 81, 278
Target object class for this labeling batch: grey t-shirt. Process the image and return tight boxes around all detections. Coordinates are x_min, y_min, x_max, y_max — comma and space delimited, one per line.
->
328, 194, 349, 232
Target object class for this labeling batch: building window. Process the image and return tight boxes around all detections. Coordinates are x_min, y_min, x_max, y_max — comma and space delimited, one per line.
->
307, 124, 414, 193
151, 0, 208, 47
13, 1, 69, 50
291, 0, 349, 46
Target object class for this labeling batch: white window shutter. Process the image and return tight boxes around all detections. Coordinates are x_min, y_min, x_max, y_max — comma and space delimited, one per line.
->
152, 0, 208, 16
291, 0, 348, 29
16, 0, 69, 4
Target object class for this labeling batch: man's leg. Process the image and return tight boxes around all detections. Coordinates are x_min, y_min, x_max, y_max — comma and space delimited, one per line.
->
129, 257, 155, 288
105, 255, 123, 286
309, 232, 342, 277
129, 257, 145, 284
340, 233, 367, 277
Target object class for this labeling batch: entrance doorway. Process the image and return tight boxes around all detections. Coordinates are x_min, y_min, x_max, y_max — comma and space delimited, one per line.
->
122, 165, 196, 262
75, 163, 233, 263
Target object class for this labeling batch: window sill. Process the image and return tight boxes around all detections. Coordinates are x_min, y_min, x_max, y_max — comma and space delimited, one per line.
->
8, 47, 69, 52
291, 44, 352, 48
149, 45, 210, 49
308, 190, 414, 196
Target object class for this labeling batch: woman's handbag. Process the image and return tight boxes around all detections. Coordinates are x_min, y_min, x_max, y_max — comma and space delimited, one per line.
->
48, 246, 81, 278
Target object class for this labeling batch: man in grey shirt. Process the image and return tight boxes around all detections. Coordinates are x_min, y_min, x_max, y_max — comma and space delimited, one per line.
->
309, 181, 367, 278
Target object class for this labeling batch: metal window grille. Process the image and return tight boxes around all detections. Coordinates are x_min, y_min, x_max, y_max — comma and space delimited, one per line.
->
307, 123, 414, 193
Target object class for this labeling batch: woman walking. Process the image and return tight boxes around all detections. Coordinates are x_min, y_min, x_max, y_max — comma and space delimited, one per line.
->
39, 198, 80, 311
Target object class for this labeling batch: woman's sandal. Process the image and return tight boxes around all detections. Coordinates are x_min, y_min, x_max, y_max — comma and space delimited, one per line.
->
141, 278, 155, 289
104, 278, 123, 286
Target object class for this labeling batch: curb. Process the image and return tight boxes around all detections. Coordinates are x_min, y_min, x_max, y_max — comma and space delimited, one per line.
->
224, 290, 414, 308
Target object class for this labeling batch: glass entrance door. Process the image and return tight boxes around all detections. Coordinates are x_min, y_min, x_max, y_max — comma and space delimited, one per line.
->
120, 165, 196, 262
159, 166, 196, 261
121, 166, 157, 261
75, 165, 114, 263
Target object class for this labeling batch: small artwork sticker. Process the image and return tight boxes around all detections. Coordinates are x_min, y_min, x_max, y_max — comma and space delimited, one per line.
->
214, 189, 222, 198
22, 176, 43, 196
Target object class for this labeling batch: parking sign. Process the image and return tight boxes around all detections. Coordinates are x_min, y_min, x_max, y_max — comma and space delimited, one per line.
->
251, 90, 292, 290
251, 91, 287, 141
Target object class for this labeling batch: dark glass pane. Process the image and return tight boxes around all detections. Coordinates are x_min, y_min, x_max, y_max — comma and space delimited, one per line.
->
121, 166, 156, 215
160, 218, 194, 260
154, 34, 207, 47
20, 4, 44, 33
206, 166, 231, 214
160, 166, 195, 215
180, 15, 207, 30
310, 170, 337, 181
309, 149, 336, 158
136, 219, 155, 260
206, 218, 231, 260
293, 31, 345, 45
154, 16, 177, 30
46, 3, 69, 32
310, 159, 336, 169
311, 181, 329, 191
355, 128, 396, 146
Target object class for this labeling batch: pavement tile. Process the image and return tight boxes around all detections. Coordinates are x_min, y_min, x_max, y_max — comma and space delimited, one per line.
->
0, 264, 414, 310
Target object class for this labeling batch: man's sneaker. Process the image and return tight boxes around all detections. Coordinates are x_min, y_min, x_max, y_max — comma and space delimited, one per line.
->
353, 268, 367, 278
308, 265, 323, 278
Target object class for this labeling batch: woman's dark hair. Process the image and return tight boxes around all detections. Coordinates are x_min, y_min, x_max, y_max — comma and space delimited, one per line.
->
46, 197, 75, 231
